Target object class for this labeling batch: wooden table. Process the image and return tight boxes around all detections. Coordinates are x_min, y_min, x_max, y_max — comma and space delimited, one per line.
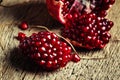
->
0, 0, 120, 80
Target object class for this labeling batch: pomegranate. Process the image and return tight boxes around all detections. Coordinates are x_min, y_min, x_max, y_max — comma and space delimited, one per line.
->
17, 31, 80, 70
62, 13, 113, 49
46, 0, 115, 49
46, 0, 115, 25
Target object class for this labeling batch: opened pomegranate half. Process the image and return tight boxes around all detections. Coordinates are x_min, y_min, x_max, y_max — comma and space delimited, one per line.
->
46, 0, 115, 49
46, 0, 115, 25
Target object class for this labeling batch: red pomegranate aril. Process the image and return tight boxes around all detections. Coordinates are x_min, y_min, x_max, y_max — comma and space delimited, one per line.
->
102, 32, 111, 38
67, 14, 73, 19
71, 53, 80, 62
109, 21, 114, 26
17, 31, 80, 70
48, 54, 54, 60
39, 60, 46, 65
40, 38, 47, 43
85, 36, 92, 41
61, 62, 67, 67
43, 43, 49, 48
17, 32, 26, 40
42, 53, 48, 59
47, 49, 52, 54
31, 53, 41, 59
82, 27, 90, 32
35, 41, 41, 47
38, 47, 46, 52
19, 22, 28, 30
104, 0, 110, 3
109, 0, 115, 4
58, 51, 63, 56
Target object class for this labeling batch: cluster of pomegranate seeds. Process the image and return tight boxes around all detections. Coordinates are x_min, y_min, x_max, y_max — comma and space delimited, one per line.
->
17, 31, 80, 70
62, 13, 113, 49
93, 0, 115, 17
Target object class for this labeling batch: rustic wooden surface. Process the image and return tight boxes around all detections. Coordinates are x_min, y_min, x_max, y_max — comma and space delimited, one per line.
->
0, 0, 120, 80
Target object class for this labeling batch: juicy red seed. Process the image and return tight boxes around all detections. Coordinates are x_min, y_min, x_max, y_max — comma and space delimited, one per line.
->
67, 46, 72, 53
39, 60, 46, 65
38, 47, 46, 52
19, 22, 28, 30
46, 34, 51, 40
72, 53, 80, 62
109, 21, 114, 27
67, 14, 73, 19
82, 27, 90, 32
47, 49, 52, 54
31, 53, 41, 59
17, 32, 26, 40
48, 54, 54, 60
52, 53, 57, 57
57, 57, 63, 64
59, 52, 64, 57
35, 42, 41, 46
61, 42, 67, 47
109, 0, 115, 4
46, 61, 53, 68
43, 43, 49, 48
41, 38, 46, 43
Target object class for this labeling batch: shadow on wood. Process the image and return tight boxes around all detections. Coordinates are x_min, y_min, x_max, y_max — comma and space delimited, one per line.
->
9, 47, 40, 73
8, 47, 57, 73
2, 3, 63, 29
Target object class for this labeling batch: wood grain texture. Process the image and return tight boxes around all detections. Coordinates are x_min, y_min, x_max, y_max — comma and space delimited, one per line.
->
0, 0, 120, 80
0, 0, 43, 7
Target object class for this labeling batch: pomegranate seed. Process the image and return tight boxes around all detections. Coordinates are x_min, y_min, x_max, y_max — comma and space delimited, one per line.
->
19, 22, 28, 30
72, 53, 80, 62
17, 32, 26, 40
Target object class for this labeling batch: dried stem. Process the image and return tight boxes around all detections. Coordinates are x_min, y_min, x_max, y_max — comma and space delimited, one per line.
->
32, 25, 78, 54
80, 56, 107, 60
32, 25, 109, 60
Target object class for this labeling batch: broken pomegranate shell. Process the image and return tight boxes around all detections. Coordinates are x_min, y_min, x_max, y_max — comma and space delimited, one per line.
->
46, 0, 115, 26
46, 0, 66, 24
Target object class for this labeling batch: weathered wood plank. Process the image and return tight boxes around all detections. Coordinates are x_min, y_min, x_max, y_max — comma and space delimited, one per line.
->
0, 0, 120, 80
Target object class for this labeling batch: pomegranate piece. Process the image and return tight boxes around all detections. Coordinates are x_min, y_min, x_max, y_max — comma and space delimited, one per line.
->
62, 13, 113, 49
17, 31, 80, 70
71, 53, 81, 62
46, 0, 115, 25
46, 0, 115, 49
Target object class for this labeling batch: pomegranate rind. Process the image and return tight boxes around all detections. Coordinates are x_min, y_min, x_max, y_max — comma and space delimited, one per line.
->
46, 0, 66, 24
